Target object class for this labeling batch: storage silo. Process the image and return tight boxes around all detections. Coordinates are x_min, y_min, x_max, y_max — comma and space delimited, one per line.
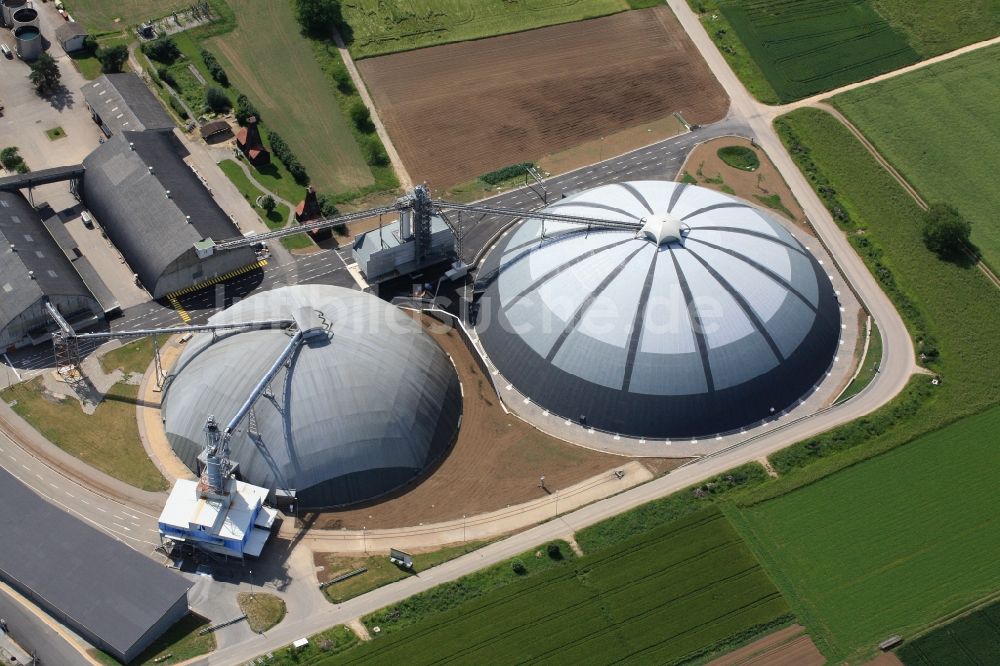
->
0, 0, 26, 28
11, 5, 37, 30
14, 25, 42, 61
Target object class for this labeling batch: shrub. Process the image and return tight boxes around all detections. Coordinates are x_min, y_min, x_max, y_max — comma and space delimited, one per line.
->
96, 44, 128, 73
330, 63, 354, 94
546, 543, 563, 560
1, 147, 29, 174
203, 86, 231, 114
361, 135, 389, 167
480, 163, 534, 186
156, 66, 176, 88
141, 36, 180, 64
268, 131, 310, 184
349, 100, 374, 133
235, 94, 259, 126
260, 195, 276, 212
510, 559, 527, 575
168, 95, 188, 120
922, 203, 971, 259
717, 145, 760, 171
201, 49, 229, 86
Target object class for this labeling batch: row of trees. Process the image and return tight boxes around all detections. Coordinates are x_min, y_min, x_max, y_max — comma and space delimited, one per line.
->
295, 0, 343, 38
200, 49, 229, 86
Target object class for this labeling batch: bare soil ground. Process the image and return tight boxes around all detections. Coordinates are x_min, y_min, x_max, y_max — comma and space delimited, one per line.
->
708, 624, 824, 666
359, 7, 728, 189
680, 136, 810, 233
308, 313, 685, 529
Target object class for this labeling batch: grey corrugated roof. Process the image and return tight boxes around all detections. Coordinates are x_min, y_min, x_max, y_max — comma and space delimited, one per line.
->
162, 285, 462, 508
55, 21, 88, 41
0, 192, 95, 332
353, 216, 450, 267
81, 73, 173, 135
476, 181, 841, 438
0, 466, 191, 659
81, 131, 239, 289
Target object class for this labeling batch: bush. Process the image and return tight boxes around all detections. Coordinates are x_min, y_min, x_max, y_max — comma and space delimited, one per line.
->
510, 559, 527, 575
349, 100, 374, 133
235, 94, 259, 126
260, 195, 276, 212
361, 135, 389, 167
922, 203, 971, 259
480, 163, 534, 186
141, 37, 180, 64
201, 49, 229, 86
203, 86, 231, 114
330, 63, 354, 94
96, 44, 128, 73
168, 95, 188, 120
717, 145, 760, 171
546, 543, 563, 560
268, 131, 310, 184
1, 147, 29, 174
156, 66, 176, 88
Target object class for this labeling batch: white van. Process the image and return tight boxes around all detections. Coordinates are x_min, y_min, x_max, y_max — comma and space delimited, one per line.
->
1, 44, 12, 59
81, 211, 94, 228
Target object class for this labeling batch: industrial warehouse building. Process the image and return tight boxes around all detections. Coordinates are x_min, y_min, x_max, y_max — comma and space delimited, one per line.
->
82, 73, 174, 137
476, 181, 841, 439
82, 130, 255, 298
0, 191, 103, 350
0, 467, 192, 663
162, 285, 463, 508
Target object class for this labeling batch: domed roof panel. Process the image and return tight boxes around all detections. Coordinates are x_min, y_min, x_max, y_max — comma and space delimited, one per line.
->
475, 181, 841, 438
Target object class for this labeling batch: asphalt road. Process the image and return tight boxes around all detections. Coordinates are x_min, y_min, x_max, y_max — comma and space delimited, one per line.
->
0, 585, 91, 666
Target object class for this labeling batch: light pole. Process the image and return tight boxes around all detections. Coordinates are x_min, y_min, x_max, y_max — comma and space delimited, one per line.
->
249, 568, 254, 599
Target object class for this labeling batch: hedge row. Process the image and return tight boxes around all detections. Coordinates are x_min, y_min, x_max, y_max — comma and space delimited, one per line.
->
200, 49, 229, 86
267, 131, 308, 184
480, 162, 534, 186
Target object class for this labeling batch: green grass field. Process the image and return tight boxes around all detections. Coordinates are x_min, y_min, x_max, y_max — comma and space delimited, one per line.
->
898, 596, 1000, 665
64, 0, 190, 33
340, 509, 789, 665
732, 406, 1000, 662
1, 378, 167, 491
836, 318, 882, 403
871, 0, 1000, 57
715, 0, 919, 103
833, 44, 1000, 271
209, 0, 372, 193
341, 0, 631, 59
218, 159, 290, 230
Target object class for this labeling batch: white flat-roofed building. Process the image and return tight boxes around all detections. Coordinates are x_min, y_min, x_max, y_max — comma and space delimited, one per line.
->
158, 477, 278, 558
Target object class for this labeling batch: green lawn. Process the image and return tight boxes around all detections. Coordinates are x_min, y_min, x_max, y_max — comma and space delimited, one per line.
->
341, 509, 789, 664
898, 596, 1000, 665
732, 406, 1000, 662
318, 541, 490, 604
712, 0, 919, 103
833, 44, 1000, 272
237, 593, 286, 634
836, 318, 883, 403
99, 334, 170, 376
268, 626, 359, 665
1, 378, 167, 491
64, 0, 190, 33
209, 0, 372, 193
218, 159, 290, 230
341, 0, 631, 59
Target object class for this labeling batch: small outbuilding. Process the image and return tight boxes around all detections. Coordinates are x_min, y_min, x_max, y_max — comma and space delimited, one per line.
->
54, 21, 88, 53
199, 119, 232, 143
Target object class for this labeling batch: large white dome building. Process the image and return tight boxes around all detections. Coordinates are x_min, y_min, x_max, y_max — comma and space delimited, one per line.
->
162, 285, 462, 508
475, 181, 840, 438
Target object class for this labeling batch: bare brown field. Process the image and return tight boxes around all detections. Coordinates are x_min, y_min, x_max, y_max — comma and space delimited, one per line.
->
359, 6, 728, 189
708, 624, 825, 666
309, 313, 686, 529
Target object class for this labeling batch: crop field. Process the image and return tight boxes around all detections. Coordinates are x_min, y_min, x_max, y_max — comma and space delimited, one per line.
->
329, 508, 790, 665
833, 44, 1000, 271
898, 597, 1000, 665
340, 0, 630, 59
65, 0, 190, 33
870, 0, 1000, 57
731, 406, 1000, 662
716, 0, 919, 102
209, 0, 373, 193
359, 7, 727, 188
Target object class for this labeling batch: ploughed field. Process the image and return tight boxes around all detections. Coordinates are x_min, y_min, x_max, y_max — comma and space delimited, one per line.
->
358, 6, 728, 189
327, 508, 791, 664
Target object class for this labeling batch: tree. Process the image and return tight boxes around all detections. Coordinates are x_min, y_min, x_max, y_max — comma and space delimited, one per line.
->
96, 44, 128, 73
360, 135, 389, 167
235, 94, 259, 126
922, 203, 971, 258
29, 53, 61, 94
260, 195, 276, 213
141, 36, 180, 64
349, 100, 374, 133
1, 147, 29, 174
203, 86, 231, 114
295, 0, 343, 38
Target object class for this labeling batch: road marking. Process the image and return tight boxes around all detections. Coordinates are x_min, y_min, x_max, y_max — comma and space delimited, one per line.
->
112, 523, 132, 532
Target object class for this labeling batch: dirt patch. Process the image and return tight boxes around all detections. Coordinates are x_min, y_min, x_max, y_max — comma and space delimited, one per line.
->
308, 313, 686, 529
708, 624, 824, 666
679, 136, 811, 234
359, 6, 728, 189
